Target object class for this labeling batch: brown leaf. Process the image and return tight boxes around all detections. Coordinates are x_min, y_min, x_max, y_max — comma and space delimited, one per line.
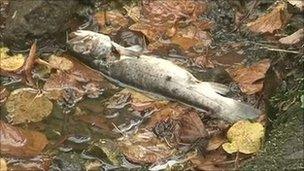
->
206, 134, 227, 151
78, 115, 114, 133
0, 86, 9, 106
129, 21, 165, 42
119, 130, 175, 164
228, 59, 271, 94
279, 28, 304, 45
247, 3, 291, 34
95, 10, 129, 34
44, 54, 112, 100
0, 121, 48, 157
178, 111, 208, 143
171, 25, 212, 50
141, 0, 207, 25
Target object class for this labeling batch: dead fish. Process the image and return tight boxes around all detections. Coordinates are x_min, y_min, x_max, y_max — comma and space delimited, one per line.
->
68, 30, 261, 123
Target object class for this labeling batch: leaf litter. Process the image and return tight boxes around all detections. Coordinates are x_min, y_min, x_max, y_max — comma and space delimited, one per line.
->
1, 0, 301, 170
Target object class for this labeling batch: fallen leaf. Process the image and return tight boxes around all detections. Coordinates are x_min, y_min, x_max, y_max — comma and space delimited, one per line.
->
228, 59, 271, 94
190, 150, 228, 171
0, 158, 7, 171
178, 111, 208, 143
119, 130, 175, 164
287, 0, 304, 11
5, 88, 53, 124
124, 5, 141, 23
95, 10, 129, 34
222, 120, 265, 154
0, 121, 48, 157
129, 21, 165, 42
279, 28, 304, 45
0, 47, 24, 72
247, 3, 291, 34
206, 134, 227, 151
3, 155, 51, 171
48, 55, 74, 71
171, 25, 212, 50
44, 54, 112, 100
0, 86, 9, 106
141, 0, 207, 25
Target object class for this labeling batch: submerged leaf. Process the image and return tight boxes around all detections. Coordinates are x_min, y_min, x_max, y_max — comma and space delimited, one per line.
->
0, 47, 24, 72
222, 120, 265, 154
247, 3, 290, 34
119, 131, 175, 164
5, 88, 53, 124
0, 121, 48, 157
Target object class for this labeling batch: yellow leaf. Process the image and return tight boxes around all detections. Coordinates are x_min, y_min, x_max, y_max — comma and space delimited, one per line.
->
5, 88, 53, 124
0, 158, 7, 171
0, 47, 25, 71
222, 120, 265, 154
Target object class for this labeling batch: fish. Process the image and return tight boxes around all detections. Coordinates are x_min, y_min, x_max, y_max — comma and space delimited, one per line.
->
68, 30, 261, 123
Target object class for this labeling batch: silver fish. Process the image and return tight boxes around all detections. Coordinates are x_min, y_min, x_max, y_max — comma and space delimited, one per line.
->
68, 30, 261, 123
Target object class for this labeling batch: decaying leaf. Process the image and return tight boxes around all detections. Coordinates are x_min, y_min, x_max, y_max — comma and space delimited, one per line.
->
287, 0, 304, 11
129, 22, 165, 42
171, 25, 212, 50
95, 10, 129, 34
222, 120, 265, 154
206, 134, 227, 151
124, 5, 141, 23
0, 47, 25, 72
0, 158, 7, 171
247, 3, 291, 33
5, 88, 53, 124
279, 28, 304, 45
119, 130, 175, 164
44, 54, 111, 100
228, 59, 271, 94
48, 55, 74, 71
0, 86, 9, 106
2, 155, 51, 171
190, 150, 228, 171
0, 121, 48, 157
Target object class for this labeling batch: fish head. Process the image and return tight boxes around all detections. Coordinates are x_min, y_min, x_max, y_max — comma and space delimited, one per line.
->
68, 30, 113, 60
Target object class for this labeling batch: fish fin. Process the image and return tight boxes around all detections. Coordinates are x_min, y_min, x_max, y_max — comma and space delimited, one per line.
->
200, 82, 230, 95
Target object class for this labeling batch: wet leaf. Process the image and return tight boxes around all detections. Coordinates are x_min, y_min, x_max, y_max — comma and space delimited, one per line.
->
95, 10, 129, 34
178, 111, 208, 143
206, 134, 227, 151
0, 86, 9, 106
44, 54, 111, 100
5, 88, 53, 124
129, 22, 165, 42
119, 130, 175, 164
279, 28, 304, 45
228, 59, 271, 94
4, 155, 52, 171
124, 5, 141, 23
48, 55, 74, 71
0, 47, 24, 72
222, 120, 265, 154
247, 3, 291, 34
141, 0, 206, 25
190, 151, 228, 171
0, 121, 48, 157
287, 0, 304, 11
171, 25, 212, 50
0, 158, 7, 171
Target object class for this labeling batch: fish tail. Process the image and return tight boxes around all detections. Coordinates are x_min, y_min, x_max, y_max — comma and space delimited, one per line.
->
218, 97, 261, 122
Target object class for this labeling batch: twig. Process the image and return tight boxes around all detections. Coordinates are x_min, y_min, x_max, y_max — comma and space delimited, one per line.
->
260, 47, 301, 54
23, 40, 37, 85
